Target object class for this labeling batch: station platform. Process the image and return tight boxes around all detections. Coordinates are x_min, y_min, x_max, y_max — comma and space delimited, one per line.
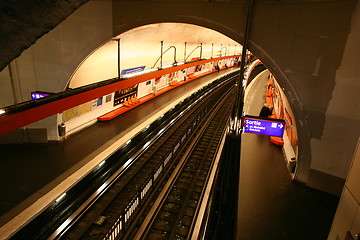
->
239, 71, 339, 240
0, 68, 339, 239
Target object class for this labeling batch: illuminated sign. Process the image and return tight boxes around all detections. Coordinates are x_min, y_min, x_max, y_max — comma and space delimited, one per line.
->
31, 92, 51, 100
243, 115, 285, 137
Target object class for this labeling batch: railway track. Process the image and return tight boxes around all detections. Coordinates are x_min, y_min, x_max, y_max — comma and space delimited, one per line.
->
60, 79, 236, 240
59, 87, 217, 239
134, 84, 235, 240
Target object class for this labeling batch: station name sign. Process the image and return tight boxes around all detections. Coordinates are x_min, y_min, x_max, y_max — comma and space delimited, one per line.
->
121, 66, 146, 76
243, 115, 285, 137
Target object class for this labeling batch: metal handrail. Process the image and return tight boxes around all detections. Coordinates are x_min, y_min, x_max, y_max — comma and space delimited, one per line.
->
152, 41, 177, 69
185, 44, 203, 62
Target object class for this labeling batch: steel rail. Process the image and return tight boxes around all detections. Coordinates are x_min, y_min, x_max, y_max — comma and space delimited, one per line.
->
134, 84, 235, 240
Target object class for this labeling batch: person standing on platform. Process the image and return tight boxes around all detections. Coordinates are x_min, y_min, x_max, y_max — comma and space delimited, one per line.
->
259, 104, 273, 118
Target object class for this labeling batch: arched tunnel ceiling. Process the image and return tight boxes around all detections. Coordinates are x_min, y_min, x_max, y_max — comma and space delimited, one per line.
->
0, 0, 90, 71
69, 23, 241, 88
118, 23, 239, 46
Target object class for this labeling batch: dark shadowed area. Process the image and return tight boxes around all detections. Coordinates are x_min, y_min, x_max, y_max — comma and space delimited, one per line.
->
0, 0, 89, 71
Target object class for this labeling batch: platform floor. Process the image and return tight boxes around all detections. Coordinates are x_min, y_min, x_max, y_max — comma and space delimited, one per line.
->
0, 68, 339, 239
238, 71, 339, 240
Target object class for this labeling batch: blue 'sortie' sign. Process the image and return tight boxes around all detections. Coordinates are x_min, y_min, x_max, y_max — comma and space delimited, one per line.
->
243, 115, 285, 137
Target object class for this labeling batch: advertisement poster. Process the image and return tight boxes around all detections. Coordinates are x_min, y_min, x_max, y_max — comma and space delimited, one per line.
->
155, 75, 168, 88
63, 101, 92, 122
105, 94, 112, 103
186, 66, 196, 76
63, 107, 78, 122
113, 85, 138, 106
